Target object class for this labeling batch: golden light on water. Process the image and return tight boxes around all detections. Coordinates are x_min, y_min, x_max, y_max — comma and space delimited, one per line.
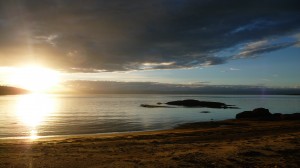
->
30, 130, 38, 140
15, 93, 58, 140
8, 64, 61, 93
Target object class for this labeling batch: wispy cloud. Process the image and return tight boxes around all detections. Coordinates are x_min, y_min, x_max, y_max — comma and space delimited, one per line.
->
230, 68, 240, 71
294, 33, 300, 47
34, 34, 58, 46
230, 20, 279, 34
233, 39, 300, 59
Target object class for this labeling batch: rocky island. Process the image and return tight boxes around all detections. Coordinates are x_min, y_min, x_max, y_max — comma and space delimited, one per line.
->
141, 99, 238, 109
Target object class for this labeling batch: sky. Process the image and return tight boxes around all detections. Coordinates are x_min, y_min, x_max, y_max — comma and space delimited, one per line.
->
0, 0, 300, 93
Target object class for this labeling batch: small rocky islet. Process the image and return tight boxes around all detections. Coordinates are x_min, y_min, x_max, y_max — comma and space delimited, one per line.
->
141, 99, 238, 109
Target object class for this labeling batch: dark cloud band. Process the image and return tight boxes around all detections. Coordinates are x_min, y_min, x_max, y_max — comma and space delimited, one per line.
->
0, 0, 299, 72
65, 80, 300, 95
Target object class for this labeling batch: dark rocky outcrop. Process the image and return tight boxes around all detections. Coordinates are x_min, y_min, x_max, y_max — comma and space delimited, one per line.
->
236, 108, 272, 119
270, 113, 300, 120
236, 108, 300, 120
272, 113, 283, 120
200, 111, 211, 113
165, 99, 236, 109
282, 113, 300, 120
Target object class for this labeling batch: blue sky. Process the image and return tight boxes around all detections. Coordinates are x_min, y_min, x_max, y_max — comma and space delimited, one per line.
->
60, 45, 300, 88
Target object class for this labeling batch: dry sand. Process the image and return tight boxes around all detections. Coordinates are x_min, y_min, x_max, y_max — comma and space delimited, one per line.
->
0, 119, 299, 168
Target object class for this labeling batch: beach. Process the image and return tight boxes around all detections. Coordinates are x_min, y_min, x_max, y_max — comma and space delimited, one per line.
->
0, 0, 299, 167
0, 119, 299, 168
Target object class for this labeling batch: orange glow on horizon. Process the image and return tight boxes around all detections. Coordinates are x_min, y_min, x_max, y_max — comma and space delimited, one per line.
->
8, 64, 61, 93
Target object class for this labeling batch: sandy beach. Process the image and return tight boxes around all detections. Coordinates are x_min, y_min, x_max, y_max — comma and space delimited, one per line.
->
0, 119, 299, 168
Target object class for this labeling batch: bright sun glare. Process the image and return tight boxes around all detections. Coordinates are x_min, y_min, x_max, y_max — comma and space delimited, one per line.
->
9, 65, 61, 92
15, 93, 58, 140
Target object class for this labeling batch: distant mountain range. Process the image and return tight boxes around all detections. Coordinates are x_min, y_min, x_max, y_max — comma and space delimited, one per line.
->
0, 86, 28, 95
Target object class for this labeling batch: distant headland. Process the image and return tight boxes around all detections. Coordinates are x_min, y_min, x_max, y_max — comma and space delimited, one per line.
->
0, 86, 29, 95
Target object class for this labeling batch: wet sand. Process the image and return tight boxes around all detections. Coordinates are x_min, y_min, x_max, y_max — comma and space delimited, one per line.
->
0, 119, 300, 168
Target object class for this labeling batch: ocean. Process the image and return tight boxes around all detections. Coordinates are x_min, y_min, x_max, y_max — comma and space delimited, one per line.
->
0, 94, 299, 139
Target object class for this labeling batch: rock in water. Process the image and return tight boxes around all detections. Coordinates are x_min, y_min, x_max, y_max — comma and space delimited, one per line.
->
166, 99, 229, 108
236, 109, 300, 121
282, 113, 300, 120
236, 108, 272, 119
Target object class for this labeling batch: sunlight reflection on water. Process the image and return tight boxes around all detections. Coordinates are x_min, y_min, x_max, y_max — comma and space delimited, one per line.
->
0, 94, 298, 139
15, 93, 58, 140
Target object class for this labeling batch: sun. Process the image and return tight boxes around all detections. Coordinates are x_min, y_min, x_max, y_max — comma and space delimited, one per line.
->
8, 65, 61, 93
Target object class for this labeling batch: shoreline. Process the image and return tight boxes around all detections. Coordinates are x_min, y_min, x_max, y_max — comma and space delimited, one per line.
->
0, 118, 233, 141
0, 118, 249, 141
0, 122, 188, 141
1, 119, 300, 167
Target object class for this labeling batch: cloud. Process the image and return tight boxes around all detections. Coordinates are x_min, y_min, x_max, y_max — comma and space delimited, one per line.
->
229, 20, 279, 35
233, 40, 300, 59
34, 34, 58, 46
230, 68, 240, 71
294, 33, 300, 47
0, 0, 300, 72
64, 80, 300, 94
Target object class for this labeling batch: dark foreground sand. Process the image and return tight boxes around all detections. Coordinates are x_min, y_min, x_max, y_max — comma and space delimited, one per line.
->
1, 120, 300, 168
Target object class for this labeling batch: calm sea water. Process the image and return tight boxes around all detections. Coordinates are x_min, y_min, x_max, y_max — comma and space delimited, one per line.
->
0, 94, 299, 139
